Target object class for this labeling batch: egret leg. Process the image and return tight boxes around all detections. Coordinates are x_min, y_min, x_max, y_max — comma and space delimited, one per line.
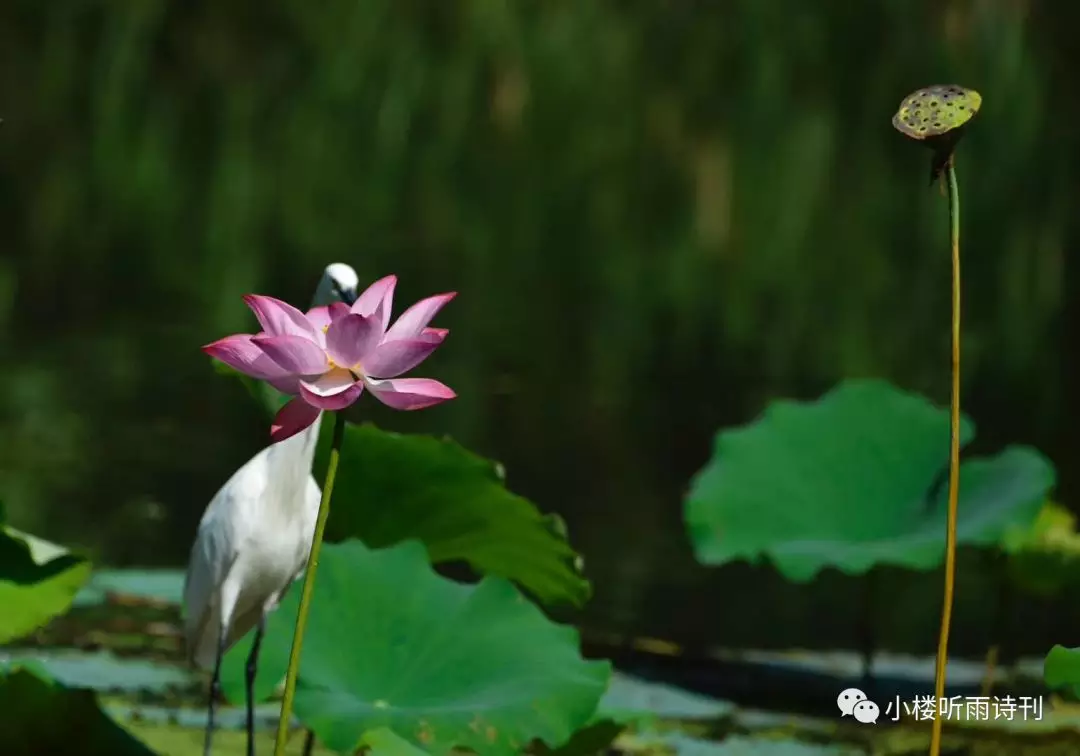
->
245, 617, 266, 756
204, 628, 228, 756
302, 729, 315, 756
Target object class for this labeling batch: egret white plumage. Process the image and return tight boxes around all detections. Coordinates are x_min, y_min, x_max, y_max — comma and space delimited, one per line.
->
183, 262, 359, 756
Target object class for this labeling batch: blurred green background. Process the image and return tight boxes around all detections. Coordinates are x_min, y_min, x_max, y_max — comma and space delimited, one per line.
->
2, 1, 1077, 655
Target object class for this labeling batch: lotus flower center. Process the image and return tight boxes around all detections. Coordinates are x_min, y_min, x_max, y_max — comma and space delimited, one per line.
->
326, 354, 363, 375
321, 324, 365, 377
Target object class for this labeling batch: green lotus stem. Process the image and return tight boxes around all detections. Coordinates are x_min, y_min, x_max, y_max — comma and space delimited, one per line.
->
274, 411, 346, 756
929, 156, 961, 756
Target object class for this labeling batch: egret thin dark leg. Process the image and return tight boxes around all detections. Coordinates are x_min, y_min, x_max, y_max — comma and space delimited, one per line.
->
302, 729, 315, 756
245, 618, 266, 756
205, 629, 228, 756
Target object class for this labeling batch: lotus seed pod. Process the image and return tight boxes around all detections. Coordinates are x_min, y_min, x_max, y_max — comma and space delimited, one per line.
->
893, 85, 981, 184
892, 85, 981, 142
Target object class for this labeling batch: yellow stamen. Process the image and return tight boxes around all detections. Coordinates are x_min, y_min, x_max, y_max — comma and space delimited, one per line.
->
320, 325, 363, 377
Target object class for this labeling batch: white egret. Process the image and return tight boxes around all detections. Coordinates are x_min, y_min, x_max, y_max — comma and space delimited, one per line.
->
183, 262, 360, 756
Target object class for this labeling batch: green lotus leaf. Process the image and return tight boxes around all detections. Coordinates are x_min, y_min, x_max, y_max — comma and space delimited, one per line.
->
685, 380, 1053, 581
222, 540, 610, 755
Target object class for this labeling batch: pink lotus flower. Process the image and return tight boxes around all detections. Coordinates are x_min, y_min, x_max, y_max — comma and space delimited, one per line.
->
204, 275, 456, 442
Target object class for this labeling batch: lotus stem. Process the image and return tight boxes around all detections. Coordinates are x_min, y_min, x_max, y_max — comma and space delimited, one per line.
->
274, 411, 346, 756
929, 156, 961, 756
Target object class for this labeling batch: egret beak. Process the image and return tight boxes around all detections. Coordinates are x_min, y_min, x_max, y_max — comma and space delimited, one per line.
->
334, 286, 358, 305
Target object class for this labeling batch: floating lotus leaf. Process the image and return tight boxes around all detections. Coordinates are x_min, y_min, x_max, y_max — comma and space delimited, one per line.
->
892, 84, 981, 142
220, 540, 609, 755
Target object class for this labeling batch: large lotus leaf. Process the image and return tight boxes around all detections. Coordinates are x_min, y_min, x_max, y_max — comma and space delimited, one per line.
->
213, 362, 589, 608
0, 665, 155, 755
221, 540, 610, 755
0, 502, 92, 643
684, 380, 1054, 581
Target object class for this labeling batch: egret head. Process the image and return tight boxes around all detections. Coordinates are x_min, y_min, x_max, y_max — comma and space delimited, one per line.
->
313, 262, 359, 306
